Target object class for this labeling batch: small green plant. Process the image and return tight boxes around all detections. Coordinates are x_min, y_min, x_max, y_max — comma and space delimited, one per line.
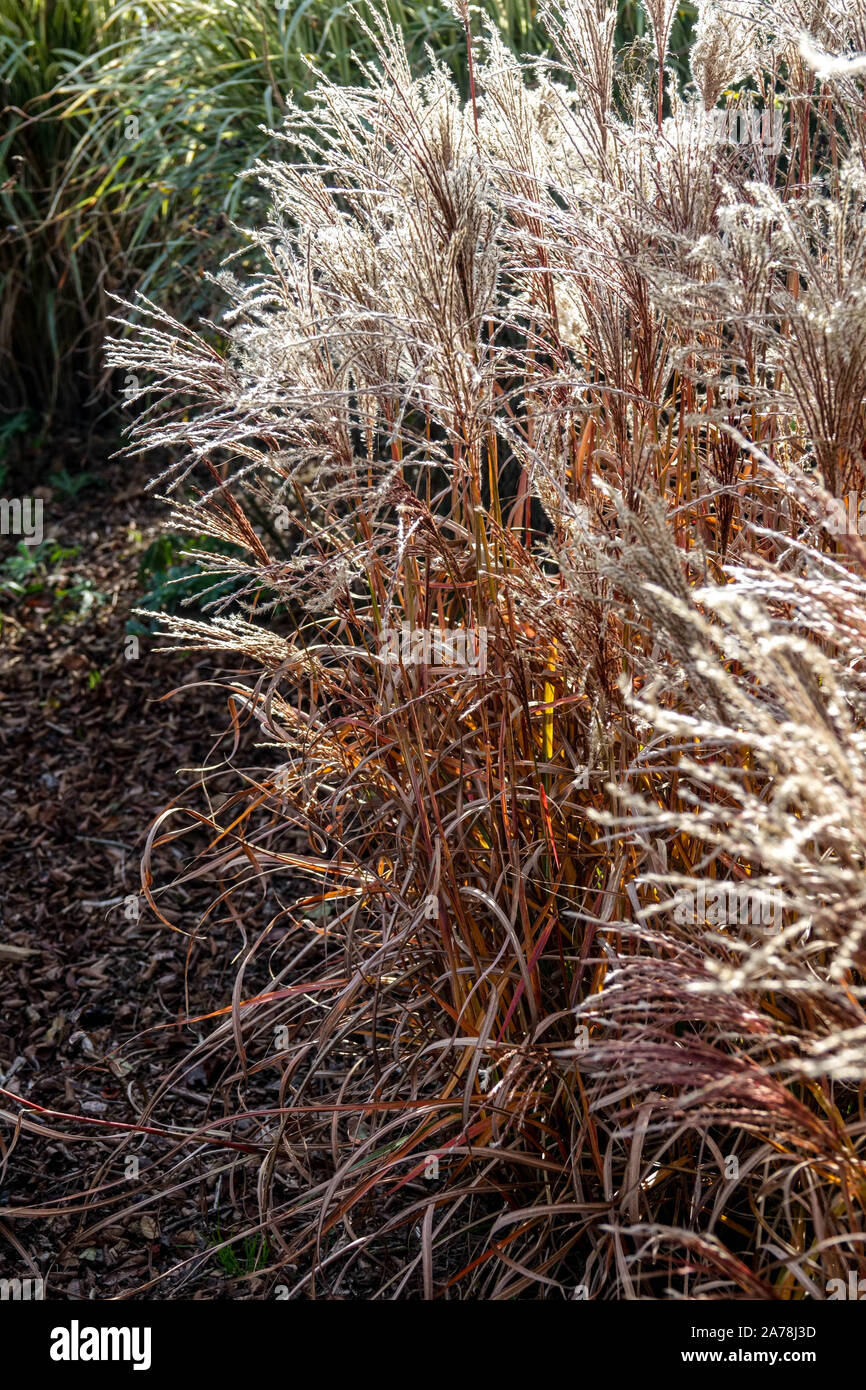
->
210, 1223, 269, 1277
0, 540, 76, 593
51, 574, 106, 622
0, 411, 33, 467
129, 531, 269, 634
48, 467, 101, 499
0, 539, 106, 621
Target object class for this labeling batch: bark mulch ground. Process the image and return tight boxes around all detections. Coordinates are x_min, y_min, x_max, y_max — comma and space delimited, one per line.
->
0, 456, 285, 1299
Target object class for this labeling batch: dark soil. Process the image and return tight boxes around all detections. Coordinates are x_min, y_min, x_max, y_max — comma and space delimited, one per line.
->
0, 458, 288, 1299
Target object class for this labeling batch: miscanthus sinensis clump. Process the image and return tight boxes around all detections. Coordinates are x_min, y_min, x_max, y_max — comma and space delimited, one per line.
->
105, 0, 866, 1298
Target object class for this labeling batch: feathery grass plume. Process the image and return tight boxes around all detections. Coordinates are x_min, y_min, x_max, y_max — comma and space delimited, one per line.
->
576, 507, 866, 1295
799, 33, 866, 78
642, 0, 679, 126
691, 0, 760, 109
541, 0, 618, 136
0, 0, 550, 470
84, 0, 866, 1296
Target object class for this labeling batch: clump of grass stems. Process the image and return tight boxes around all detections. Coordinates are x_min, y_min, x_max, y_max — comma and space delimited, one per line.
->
1, 0, 567, 467
12, 0, 866, 1298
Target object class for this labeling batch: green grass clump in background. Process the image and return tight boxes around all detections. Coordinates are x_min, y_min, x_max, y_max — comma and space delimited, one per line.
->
1, 1, 694, 481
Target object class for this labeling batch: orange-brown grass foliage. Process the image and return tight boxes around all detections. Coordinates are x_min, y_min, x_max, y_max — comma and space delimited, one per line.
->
102, 0, 866, 1297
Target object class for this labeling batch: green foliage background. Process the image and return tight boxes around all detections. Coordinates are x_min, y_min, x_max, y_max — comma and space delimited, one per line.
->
0, 1, 695, 475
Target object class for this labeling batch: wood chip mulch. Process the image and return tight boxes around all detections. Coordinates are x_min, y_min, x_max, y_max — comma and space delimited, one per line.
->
0, 457, 289, 1299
